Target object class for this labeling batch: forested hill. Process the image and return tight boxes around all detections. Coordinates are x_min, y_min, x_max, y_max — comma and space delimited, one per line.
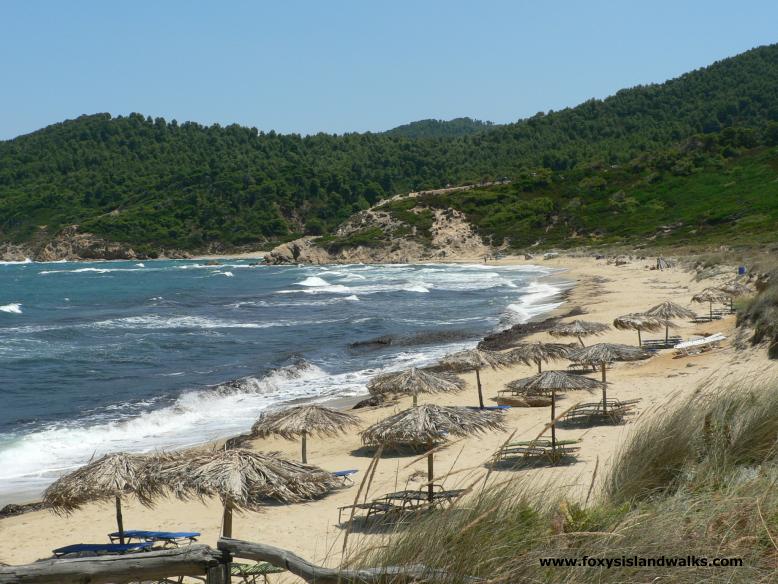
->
1, 43, 778, 253
384, 117, 498, 138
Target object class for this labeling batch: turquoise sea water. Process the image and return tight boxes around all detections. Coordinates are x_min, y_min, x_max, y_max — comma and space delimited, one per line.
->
0, 259, 566, 503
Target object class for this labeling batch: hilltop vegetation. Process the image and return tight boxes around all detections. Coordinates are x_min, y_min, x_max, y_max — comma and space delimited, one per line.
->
391, 132, 778, 250
384, 117, 498, 138
1, 44, 778, 253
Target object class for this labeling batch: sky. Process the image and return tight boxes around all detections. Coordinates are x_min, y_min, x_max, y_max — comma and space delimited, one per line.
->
1, 0, 777, 140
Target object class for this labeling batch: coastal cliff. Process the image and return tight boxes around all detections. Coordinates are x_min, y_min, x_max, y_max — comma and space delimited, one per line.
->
265, 205, 490, 264
0, 226, 191, 262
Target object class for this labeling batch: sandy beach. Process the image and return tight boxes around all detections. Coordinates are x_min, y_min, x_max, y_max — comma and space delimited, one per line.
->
1, 254, 773, 576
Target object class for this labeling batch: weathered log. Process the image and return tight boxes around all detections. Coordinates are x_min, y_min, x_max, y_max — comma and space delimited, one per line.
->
0, 545, 219, 584
218, 537, 482, 583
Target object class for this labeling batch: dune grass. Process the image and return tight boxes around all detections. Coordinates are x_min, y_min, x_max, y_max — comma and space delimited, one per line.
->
348, 377, 778, 583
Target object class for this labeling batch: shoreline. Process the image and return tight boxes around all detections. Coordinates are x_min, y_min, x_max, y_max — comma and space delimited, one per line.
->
0, 258, 567, 508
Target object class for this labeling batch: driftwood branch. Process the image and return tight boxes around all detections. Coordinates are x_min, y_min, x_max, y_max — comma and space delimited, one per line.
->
0, 545, 219, 584
219, 537, 482, 583
0, 538, 480, 584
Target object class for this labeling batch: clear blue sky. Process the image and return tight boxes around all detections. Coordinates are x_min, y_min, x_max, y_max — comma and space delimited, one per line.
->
1, 0, 777, 140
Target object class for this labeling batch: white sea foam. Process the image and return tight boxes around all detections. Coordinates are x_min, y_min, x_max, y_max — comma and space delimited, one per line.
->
505, 280, 569, 323
0, 303, 22, 314
297, 276, 331, 287
0, 258, 32, 265
219, 271, 235, 277
136, 263, 145, 267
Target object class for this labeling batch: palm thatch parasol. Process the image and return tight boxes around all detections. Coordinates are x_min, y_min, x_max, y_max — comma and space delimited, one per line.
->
508, 342, 576, 373
613, 313, 667, 347
506, 371, 601, 452
549, 320, 610, 347
718, 281, 751, 311
367, 367, 465, 406
692, 287, 730, 321
361, 405, 505, 500
42, 452, 160, 545
438, 348, 511, 409
151, 448, 338, 537
644, 301, 696, 344
568, 343, 651, 412
251, 405, 360, 463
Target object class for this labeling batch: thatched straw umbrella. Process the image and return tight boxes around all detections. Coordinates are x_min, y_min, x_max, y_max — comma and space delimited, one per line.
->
692, 287, 730, 321
361, 405, 505, 501
613, 313, 666, 347
508, 342, 575, 373
251, 405, 360, 463
549, 320, 610, 347
718, 281, 751, 311
367, 367, 466, 406
43, 452, 159, 545
438, 348, 511, 409
507, 371, 601, 452
645, 301, 696, 344
568, 343, 651, 412
152, 448, 338, 537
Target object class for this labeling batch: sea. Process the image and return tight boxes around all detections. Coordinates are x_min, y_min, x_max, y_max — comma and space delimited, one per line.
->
0, 259, 568, 504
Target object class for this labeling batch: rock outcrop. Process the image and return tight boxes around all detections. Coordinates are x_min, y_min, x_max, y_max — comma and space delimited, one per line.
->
266, 206, 490, 265
0, 226, 191, 262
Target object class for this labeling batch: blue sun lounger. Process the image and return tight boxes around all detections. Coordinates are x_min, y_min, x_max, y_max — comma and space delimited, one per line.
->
333, 469, 359, 485
108, 530, 200, 546
53, 542, 153, 557
467, 405, 511, 411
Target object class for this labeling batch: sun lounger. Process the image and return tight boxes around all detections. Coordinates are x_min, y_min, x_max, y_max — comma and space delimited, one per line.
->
108, 530, 200, 546
337, 500, 404, 524
561, 400, 637, 425
231, 561, 285, 584
673, 333, 726, 356
641, 336, 682, 349
467, 405, 511, 411
380, 485, 467, 509
497, 440, 580, 462
332, 469, 359, 485
53, 542, 153, 557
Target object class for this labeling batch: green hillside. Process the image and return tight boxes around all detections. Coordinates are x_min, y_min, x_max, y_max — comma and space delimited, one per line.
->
384, 117, 498, 138
1, 44, 778, 251
385, 137, 778, 250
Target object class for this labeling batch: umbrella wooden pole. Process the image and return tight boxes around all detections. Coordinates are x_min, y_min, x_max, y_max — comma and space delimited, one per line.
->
709, 301, 713, 321
536, 359, 542, 374
413, 392, 418, 407
475, 367, 484, 409
551, 389, 556, 454
115, 495, 125, 545
577, 336, 585, 347
665, 324, 669, 346
637, 329, 642, 347
427, 440, 434, 503
301, 431, 307, 464
222, 505, 233, 538
601, 362, 607, 413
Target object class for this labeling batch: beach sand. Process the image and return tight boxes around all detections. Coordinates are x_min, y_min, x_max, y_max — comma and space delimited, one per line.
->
1, 255, 774, 577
